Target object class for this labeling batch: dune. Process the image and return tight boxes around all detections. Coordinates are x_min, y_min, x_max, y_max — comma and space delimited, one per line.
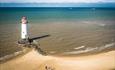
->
0, 50, 115, 70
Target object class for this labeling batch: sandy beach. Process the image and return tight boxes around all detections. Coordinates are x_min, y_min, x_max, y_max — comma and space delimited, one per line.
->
0, 50, 115, 70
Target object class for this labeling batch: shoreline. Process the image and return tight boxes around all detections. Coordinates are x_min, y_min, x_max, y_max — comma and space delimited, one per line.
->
52, 47, 115, 57
0, 50, 115, 70
1, 46, 115, 63
0, 48, 32, 64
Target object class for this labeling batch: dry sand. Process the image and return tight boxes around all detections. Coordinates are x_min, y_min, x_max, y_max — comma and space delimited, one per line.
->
0, 50, 115, 70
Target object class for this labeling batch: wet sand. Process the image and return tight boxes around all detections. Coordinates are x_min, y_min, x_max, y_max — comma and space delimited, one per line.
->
0, 50, 115, 70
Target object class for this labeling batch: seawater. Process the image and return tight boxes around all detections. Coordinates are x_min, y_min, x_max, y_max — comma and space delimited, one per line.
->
0, 7, 115, 57
0, 7, 115, 24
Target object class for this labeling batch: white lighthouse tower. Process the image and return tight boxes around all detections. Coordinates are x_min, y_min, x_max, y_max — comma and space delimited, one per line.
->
21, 16, 28, 39
18, 17, 47, 55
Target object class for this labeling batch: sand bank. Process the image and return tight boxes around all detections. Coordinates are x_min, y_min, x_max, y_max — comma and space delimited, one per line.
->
0, 50, 115, 70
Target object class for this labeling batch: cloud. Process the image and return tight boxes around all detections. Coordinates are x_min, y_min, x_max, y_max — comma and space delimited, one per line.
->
0, 0, 115, 3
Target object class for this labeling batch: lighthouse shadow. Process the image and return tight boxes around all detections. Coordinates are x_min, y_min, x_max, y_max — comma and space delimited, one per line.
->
29, 35, 50, 55
29, 34, 50, 42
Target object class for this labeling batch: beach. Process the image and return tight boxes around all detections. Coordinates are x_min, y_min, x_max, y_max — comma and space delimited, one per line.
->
0, 50, 115, 70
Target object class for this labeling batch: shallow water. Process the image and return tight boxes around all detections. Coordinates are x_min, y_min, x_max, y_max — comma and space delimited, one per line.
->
31, 21, 115, 56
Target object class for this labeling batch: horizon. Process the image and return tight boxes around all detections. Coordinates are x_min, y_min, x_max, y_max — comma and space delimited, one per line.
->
0, 3, 115, 7
0, 0, 115, 3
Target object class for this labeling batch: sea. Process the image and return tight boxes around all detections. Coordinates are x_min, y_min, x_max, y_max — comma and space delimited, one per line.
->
0, 7, 115, 58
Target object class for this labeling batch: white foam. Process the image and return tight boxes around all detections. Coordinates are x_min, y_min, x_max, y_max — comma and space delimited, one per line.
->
74, 45, 85, 50
0, 50, 24, 61
99, 24, 106, 27
64, 47, 97, 54
103, 43, 115, 48
63, 42, 115, 55
99, 43, 115, 50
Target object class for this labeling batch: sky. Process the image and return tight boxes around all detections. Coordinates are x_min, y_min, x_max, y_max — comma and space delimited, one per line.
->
0, 0, 115, 3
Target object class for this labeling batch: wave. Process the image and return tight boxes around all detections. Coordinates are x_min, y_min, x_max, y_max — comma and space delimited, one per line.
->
0, 49, 26, 62
0, 43, 115, 60
74, 46, 85, 50
62, 42, 115, 55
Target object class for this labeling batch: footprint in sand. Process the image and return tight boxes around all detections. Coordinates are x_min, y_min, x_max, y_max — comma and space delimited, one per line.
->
45, 65, 55, 70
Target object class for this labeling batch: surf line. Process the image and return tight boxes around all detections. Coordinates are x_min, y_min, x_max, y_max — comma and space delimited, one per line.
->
0, 49, 27, 62
63, 42, 115, 55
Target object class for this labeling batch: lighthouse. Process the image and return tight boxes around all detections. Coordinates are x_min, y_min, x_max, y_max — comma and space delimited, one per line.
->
18, 16, 49, 46
21, 16, 28, 39
18, 16, 30, 44
18, 17, 49, 55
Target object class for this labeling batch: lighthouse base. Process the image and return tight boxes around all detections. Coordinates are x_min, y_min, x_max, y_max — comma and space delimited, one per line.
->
18, 39, 47, 55
18, 38, 31, 45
